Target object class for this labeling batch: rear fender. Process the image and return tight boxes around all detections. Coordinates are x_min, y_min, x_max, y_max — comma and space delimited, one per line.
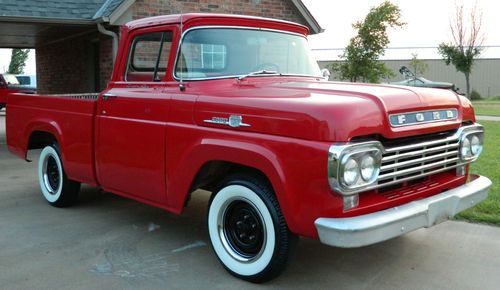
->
22, 119, 65, 163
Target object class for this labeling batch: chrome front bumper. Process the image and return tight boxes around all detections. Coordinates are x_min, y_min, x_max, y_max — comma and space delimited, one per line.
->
315, 175, 491, 248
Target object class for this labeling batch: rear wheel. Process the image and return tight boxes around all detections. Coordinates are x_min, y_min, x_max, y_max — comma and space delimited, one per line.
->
208, 175, 296, 283
38, 145, 80, 207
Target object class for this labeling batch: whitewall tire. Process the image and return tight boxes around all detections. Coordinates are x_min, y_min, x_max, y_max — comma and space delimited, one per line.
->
208, 175, 296, 283
38, 145, 80, 207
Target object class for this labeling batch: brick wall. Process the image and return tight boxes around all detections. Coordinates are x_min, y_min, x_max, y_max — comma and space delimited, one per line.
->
132, 0, 306, 26
99, 36, 114, 91
36, 36, 94, 94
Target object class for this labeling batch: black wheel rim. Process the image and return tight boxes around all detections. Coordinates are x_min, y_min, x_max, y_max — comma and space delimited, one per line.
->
223, 200, 265, 259
46, 156, 60, 192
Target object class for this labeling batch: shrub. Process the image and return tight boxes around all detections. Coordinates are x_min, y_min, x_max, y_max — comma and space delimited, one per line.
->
470, 89, 482, 100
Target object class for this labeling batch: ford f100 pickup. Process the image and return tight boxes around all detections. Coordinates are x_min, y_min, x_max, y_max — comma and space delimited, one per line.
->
5, 14, 491, 282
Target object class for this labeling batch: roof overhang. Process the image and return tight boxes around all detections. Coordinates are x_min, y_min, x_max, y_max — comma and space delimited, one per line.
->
0, 18, 97, 48
290, 0, 323, 34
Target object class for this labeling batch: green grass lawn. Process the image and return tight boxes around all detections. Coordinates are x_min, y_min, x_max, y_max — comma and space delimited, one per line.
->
472, 98, 500, 116
457, 121, 500, 225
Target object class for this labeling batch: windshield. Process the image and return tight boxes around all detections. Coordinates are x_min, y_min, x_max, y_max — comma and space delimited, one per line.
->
175, 28, 321, 80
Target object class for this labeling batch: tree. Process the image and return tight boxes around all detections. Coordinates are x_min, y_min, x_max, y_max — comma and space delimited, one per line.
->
330, 1, 405, 83
438, 3, 484, 98
409, 53, 428, 77
7, 49, 30, 75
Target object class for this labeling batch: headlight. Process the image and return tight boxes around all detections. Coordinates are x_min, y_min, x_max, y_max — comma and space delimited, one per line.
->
360, 155, 377, 181
343, 157, 359, 186
470, 135, 482, 155
460, 136, 471, 158
459, 128, 484, 162
329, 142, 383, 195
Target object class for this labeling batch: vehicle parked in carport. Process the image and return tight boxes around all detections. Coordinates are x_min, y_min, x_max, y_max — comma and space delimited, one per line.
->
0, 73, 35, 110
5, 14, 491, 283
15, 74, 37, 89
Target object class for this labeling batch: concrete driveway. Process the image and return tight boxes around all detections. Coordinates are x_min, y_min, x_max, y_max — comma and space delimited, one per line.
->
1, 111, 500, 290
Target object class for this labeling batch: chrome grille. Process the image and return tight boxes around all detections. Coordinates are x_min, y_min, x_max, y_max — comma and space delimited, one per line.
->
378, 135, 460, 187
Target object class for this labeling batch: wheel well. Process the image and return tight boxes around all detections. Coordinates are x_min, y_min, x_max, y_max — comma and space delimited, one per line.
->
27, 131, 57, 150
187, 161, 273, 206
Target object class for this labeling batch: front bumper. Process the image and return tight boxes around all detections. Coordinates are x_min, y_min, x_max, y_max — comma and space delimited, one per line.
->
315, 175, 491, 248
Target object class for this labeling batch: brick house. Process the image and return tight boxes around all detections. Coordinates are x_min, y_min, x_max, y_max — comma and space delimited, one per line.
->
0, 0, 322, 94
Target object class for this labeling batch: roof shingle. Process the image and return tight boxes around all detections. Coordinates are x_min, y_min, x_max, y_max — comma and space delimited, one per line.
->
0, 0, 123, 20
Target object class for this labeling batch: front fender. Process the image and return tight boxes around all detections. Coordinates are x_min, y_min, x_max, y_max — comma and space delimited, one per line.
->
166, 138, 291, 225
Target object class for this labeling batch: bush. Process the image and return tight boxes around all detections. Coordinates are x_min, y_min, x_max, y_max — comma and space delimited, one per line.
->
470, 89, 482, 100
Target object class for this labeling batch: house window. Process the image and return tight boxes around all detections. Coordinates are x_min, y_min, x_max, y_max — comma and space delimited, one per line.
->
201, 44, 226, 69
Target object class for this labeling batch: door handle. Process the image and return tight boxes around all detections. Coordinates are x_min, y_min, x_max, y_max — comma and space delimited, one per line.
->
102, 93, 117, 101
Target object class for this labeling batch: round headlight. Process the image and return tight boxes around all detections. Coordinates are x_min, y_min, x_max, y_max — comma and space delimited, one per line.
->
470, 135, 482, 155
461, 136, 471, 158
360, 155, 376, 181
343, 158, 359, 186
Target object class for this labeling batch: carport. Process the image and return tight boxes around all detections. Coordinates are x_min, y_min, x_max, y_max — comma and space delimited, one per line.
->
0, 0, 131, 94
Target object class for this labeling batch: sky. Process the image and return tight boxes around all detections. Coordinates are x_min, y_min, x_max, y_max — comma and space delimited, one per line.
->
0, 49, 36, 75
0, 0, 498, 73
302, 0, 500, 60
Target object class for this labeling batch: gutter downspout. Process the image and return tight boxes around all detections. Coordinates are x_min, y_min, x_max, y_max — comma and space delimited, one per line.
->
97, 22, 118, 63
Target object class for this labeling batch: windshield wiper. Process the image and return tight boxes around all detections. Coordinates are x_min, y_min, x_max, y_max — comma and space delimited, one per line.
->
237, 70, 280, 81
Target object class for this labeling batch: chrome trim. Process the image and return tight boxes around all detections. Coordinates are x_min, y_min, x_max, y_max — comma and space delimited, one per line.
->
315, 175, 491, 248
328, 124, 484, 195
172, 26, 321, 81
102, 93, 117, 100
382, 142, 459, 162
389, 108, 458, 127
380, 150, 458, 171
204, 115, 251, 128
379, 157, 460, 181
328, 141, 383, 195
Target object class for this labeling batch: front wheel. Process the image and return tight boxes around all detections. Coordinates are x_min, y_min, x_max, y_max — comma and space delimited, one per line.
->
207, 176, 296, 283
38, 145, 80, 207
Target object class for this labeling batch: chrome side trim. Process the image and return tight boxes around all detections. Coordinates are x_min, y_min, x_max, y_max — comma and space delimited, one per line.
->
203, 115, 251, 128
315, 175, 491, 248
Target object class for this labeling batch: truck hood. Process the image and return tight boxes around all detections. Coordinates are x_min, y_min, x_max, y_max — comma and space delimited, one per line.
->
194, 79, 474, 141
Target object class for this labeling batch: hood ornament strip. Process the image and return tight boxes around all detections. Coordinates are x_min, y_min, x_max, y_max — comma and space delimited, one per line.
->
204, 115, 251, 128
389, 108, 458, 127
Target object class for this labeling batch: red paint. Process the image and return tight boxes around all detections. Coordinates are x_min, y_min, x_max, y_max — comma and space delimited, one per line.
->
0, 74, 35, 108
5, 14, 478, 239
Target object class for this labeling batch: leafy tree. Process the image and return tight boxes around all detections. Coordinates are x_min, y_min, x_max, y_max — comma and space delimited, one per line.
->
438, 4, 483, 98
7, 49, 30, 75
409, 53, 428, 77
330, 1, 405, 83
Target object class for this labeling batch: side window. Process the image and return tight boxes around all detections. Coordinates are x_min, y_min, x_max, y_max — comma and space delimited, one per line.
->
125, 31, 173, 82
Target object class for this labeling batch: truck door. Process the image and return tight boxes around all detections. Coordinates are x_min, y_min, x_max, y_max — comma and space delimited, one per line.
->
96, 28, 176, 204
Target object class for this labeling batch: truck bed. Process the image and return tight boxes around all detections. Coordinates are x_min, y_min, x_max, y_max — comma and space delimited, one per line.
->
6, 93, 99, 185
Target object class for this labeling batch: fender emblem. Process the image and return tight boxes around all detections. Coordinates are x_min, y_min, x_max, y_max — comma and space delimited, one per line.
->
204, 115, 251, 128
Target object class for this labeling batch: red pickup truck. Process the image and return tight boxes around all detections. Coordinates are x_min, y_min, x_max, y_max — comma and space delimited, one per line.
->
0, 73, 35, 110
6, 14, 491, 282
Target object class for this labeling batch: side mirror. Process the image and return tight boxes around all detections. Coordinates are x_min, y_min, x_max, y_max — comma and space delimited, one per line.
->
321, 68, 331, 80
